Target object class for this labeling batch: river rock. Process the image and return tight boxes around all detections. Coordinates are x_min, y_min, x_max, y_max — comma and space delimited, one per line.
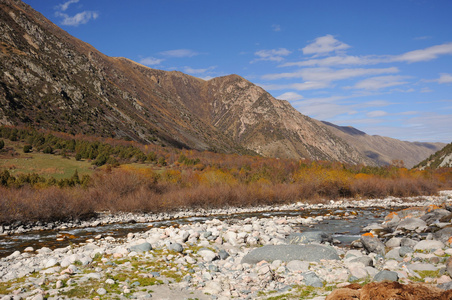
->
198, 249, 217, 262
438, 281, 452, 291
399, 246, 414, 257
345, 250, 364, 260
224, 231, 238, 246
97, 288, 107, 295
302, 271, 323, 287
384, 213, 401, 229
414, 240, 445, 251
386, 237, 402, 248
361, 234, 385, 255
204, 281, 223, 294
401, 238, 418, 248
446, 257, 452, 276
408, 263, 438, 272
286, 260, 310, 272
385, 248, 402, 261
350, 256, 373, 267
218, 249, 230, 260
130, 242, 152, 252
286, 231, 332, 244
44, 258, 58, 269
421, 209, 451, 225
396, 218, 427, 232
241, 244, 339, 264
374, 270, 398, 282
168, 242, 183, 253
433, 227, 452, 243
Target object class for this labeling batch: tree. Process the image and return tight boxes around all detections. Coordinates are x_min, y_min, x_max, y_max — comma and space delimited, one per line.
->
43, 145, 53, 154
71, 170, 80, 184
75, 153, 82, 161
0, 139, 4, 150
23, 144, 32, 153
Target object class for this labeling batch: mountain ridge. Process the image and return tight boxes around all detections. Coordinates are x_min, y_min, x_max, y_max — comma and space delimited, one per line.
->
322, 121, 445, 168
0, 0, 444, 166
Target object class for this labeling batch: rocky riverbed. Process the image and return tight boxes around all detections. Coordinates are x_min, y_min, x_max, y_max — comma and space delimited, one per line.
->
1, 191, 452, 299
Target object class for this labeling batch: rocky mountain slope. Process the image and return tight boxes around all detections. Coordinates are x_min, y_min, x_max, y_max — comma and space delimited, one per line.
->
322, 122, 445, 168
0, 0, 442, 166
415, 142, 452, 169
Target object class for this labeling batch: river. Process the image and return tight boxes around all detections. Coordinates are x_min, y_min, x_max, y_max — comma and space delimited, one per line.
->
0, 206, 401, 258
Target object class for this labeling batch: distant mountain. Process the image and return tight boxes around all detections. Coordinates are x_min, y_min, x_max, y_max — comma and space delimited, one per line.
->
322, 122, 445, 168
414, 142, 452, 169
0, 0, 443, 166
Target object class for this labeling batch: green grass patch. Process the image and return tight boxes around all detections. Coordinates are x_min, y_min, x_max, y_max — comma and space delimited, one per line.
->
0, 147, 93, 180
410, 269, 442, 282
257, 284, 331, 300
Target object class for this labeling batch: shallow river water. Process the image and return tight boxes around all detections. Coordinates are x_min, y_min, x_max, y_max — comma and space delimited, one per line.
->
0, 206, 402, 258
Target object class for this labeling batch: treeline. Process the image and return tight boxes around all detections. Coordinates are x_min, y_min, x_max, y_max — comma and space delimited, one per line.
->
0, 169, 90, 188
0, 126, 167, 167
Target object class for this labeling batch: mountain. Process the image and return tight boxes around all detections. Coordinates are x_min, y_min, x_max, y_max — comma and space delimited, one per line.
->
414, 142, 452, 169
322, 122, 446, 168
0, 0, 443, 166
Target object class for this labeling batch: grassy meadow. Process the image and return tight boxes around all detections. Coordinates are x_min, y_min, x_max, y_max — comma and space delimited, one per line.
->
0, 140, 93, 180
0, 125, 451, 226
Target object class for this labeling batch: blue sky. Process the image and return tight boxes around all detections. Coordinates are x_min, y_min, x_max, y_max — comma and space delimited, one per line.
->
23, 0, 452, 143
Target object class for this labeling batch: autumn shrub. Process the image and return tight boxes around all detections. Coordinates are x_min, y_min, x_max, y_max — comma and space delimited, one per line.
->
0, 187, 94, 225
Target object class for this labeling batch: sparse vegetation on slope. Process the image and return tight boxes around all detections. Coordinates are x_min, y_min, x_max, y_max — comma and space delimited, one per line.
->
415, 142, 452, 169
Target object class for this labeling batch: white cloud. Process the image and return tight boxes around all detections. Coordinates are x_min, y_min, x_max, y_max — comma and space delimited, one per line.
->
277, 92, 303, 101
349, 75, 410, 90
358, 100, 394, 108
262, 67, 399, 83
139, 57, 164, 66
160, 49, 200, 58
54, 0, 98, 26
400, 113, 452, 142
421, 87, 433, 93
393, 42, 452, 63
252, 48, 292, 63
302, 35, 350, 56
272, 24, 281, 32
56, 0, 79, 11
260, 81, 330, 91
437, 73, 452, 84
281, 42, 452, 67
56, 11, 98, 26
414, 36, 432, 40
199, 75, 215, 81
294, 102, 358, 120
183, 66, 216, 74
366, 110, 388, 118
280, 55, 386, 67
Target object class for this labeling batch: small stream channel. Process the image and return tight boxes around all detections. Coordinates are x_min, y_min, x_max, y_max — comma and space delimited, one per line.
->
0, 206, 402, 258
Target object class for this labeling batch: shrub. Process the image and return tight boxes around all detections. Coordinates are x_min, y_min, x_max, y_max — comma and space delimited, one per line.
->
23, 144, 32, 153
43, 145, 53, 154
